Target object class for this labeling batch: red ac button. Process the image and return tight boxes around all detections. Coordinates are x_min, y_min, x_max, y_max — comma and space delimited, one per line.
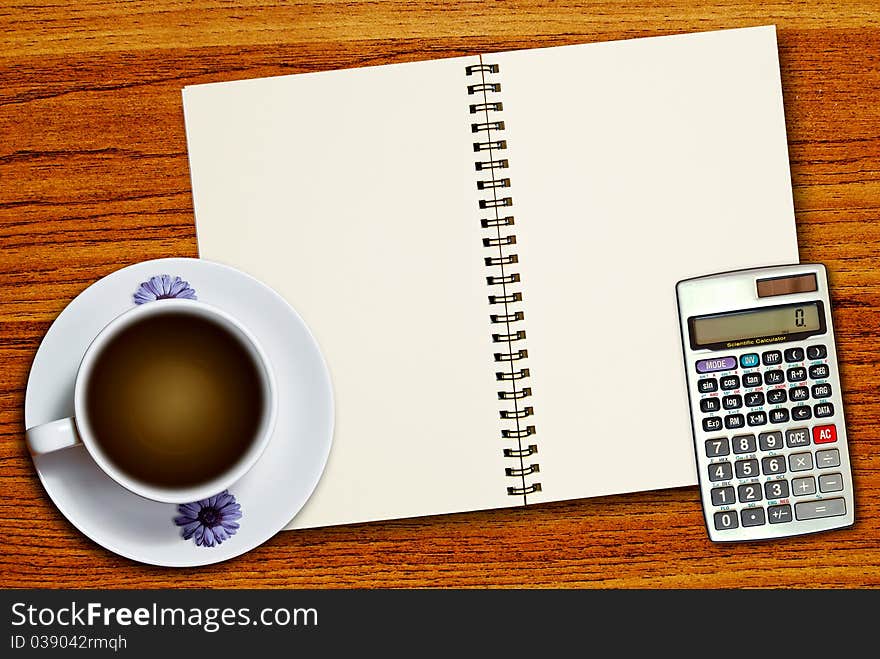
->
813, 424, 837, 444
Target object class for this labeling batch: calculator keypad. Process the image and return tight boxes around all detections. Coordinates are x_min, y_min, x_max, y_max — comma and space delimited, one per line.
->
692, 341, 850, 538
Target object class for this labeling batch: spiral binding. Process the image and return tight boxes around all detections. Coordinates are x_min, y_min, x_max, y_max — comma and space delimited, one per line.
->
467, 57, 541, 502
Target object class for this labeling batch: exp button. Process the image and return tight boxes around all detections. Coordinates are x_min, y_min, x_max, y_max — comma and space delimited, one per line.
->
696, 357, 737, 373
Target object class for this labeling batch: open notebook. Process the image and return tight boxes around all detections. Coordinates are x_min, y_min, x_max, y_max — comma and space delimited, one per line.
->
182, 25, 799, 530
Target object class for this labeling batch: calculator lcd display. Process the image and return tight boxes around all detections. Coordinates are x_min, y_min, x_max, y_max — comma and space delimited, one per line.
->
691, 302, 822, 348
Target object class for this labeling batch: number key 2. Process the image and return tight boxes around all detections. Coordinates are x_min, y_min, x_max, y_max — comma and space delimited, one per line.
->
738, 483, 762, 502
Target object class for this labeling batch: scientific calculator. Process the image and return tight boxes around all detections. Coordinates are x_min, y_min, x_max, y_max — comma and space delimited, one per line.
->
676, 264, 854, 542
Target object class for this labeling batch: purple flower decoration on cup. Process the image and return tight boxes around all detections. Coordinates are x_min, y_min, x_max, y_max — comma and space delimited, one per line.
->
133, 274, 196, 305
174, 491, 242, 547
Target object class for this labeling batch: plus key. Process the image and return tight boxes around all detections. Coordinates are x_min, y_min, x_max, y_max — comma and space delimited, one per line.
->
813, 424, 837, 444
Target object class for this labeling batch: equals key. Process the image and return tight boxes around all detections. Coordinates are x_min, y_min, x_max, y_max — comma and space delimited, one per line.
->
795, 498, 846, 520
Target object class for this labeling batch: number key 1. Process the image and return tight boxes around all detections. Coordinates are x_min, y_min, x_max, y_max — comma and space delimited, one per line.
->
711, 486, 735, 506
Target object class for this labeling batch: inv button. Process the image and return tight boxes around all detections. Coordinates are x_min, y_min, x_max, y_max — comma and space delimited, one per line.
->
795, 498, 846, 521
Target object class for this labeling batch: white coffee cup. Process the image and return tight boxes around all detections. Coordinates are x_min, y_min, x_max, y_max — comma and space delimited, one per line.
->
25, 299, 277, 504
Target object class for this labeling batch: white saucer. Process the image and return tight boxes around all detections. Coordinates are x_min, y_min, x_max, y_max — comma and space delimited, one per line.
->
24, 258, 334, 566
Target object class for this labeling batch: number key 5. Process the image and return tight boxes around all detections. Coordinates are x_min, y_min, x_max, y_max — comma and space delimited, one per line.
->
735, 459, 759, 479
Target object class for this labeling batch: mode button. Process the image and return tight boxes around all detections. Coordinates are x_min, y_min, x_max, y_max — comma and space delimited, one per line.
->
696, 357, 737, 373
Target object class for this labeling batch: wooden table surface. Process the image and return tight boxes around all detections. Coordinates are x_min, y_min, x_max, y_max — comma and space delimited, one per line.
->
2, 1, 878, 588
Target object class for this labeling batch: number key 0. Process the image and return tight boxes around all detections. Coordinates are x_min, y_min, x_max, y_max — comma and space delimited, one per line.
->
714, 511, 739, 531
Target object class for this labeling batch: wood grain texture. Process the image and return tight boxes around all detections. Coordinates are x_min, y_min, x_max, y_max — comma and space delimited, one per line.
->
1, 1, 878, 588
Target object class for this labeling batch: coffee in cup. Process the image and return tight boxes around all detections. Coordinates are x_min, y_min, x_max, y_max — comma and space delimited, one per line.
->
26, 299, 277, 503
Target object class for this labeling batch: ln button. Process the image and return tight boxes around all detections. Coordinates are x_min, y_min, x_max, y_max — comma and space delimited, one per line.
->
813, 424, 837, 444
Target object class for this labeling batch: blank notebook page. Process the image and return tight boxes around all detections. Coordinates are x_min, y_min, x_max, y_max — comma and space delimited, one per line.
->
185, 58, 514, 529
494, 26, 798, 504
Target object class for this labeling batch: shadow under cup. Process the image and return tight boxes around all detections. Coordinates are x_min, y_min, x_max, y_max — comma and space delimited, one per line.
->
76, 301, 275, 503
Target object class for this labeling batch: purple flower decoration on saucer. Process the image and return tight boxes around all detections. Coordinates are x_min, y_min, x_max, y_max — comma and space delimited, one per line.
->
133, 274, 196, 305
174, 491, 242, 547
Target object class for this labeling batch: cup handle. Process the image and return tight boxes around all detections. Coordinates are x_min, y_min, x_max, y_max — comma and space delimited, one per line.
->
26, 418, 82, 455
